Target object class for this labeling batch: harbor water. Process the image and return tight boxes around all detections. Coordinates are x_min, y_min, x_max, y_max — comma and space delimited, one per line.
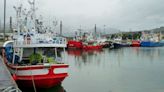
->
21, 47, 164, 92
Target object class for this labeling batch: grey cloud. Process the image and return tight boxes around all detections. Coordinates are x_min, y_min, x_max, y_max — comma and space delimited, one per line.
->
0, 0, 164, 32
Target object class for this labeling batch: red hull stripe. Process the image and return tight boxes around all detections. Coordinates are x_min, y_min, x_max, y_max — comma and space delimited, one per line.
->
6, 64, 68, 70
16, 74, 68, 80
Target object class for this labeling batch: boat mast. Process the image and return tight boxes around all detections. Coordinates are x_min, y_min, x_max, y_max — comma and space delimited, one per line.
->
103, 25, 106, 35
60, 21, 62, 36
79, 25, 82, 39
28, 0, 36, 32
33, 0, 36, 30
159, 31, 162, 41
13, 1, 22, 35
95, 24, 97, 39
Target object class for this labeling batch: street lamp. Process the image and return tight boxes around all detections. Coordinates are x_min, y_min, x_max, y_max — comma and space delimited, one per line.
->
3, 0, 6, 41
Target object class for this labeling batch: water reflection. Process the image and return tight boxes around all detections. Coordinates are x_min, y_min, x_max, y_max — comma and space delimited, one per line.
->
67, 49, 103, 57
39, 85, 66, 92
20, 84, 66, 92
67, 47, 162, 68
67, 49, 104, 68
131, 47, 164, 62
67, 49, 83, 56
63, 47, 164, 92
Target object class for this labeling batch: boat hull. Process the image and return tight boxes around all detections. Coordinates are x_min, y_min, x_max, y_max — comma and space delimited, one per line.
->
131, 40, 140, 47
82, 45, 102, 50
8, 64, 68, 88
140, 41, 164, 47
113, 43, 130, 48
67, 40, 83, 49
16, 75, 66, 88
101, 42, 112, 48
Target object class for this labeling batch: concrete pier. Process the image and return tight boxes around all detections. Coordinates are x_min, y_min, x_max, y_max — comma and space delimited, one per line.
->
0, 56, 21, 92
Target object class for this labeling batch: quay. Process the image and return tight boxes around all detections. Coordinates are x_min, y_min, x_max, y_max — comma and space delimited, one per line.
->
0, 56, 21, 92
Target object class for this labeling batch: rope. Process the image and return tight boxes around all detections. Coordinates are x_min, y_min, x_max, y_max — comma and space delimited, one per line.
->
31, 73, 37, 92
30, 58, 37, 92
2, 86, 22, 92
32, 75, 37, 92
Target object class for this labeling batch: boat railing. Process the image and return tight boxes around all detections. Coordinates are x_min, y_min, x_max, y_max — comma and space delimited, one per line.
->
13, 36, 67, 47
2, 86, 22, 92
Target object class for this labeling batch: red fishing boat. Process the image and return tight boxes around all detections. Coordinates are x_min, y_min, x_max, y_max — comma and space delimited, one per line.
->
83, 45, 102, 50
2, 0, 68, 88
131, 40, 140, 47
82, 42, 102, 50
3, 40, 68, 88
67, 40, 83, 49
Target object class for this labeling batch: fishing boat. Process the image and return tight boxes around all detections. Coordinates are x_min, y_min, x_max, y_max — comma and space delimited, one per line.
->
82, 31, 103, 50
82, 41, 102, 50
67, 40, 83, 49
3, 39, 68, 88
2, 0, 68, 88
68, 39, 103, 50
131, 40, 140, 47
67, 30, 84, 49
140, 32, 164, 47
113, 42, 131, 48
140, 40, 164, 47
112, 37, 131, 48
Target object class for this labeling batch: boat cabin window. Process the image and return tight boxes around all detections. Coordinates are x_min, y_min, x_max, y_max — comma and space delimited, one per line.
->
21, 48, 62, 65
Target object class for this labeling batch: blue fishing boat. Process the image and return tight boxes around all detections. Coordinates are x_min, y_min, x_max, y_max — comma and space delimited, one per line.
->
140, 31, 164, 47
140, 40, 164, 47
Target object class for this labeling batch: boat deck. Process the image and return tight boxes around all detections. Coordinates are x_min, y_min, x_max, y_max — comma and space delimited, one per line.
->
0, 56, 21, 92
13, 43, 67, 48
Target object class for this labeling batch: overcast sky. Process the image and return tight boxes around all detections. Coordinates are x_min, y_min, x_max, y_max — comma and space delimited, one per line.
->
0, 0, 164, 31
